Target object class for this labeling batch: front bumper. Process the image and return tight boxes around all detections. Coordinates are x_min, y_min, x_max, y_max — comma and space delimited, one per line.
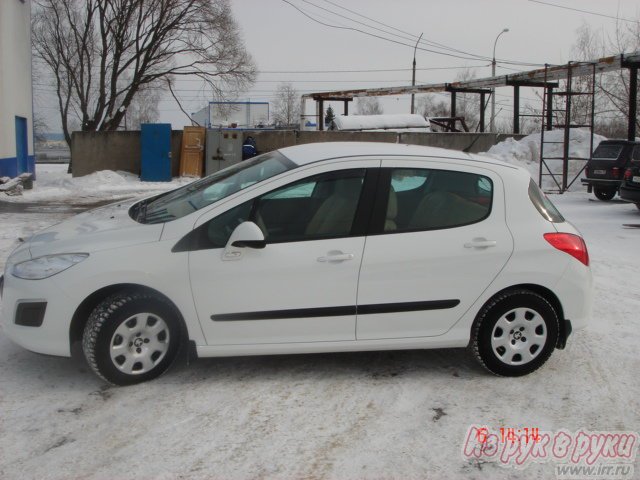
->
0, 273, 75, 357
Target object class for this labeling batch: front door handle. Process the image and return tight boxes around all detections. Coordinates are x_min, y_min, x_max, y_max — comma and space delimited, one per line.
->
464, 239, 497, 249
317, 251, 355, 263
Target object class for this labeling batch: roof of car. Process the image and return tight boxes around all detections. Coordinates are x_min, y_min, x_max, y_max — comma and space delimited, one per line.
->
277, 141, 518, 170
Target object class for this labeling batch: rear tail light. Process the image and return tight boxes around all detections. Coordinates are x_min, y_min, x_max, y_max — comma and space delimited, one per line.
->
544, 233, 589, 266
584, 166, 589, 177
624, 168, 632, 180
612, 167, 621, 178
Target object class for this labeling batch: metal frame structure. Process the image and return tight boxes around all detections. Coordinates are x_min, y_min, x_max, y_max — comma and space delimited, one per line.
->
301, 51, 640, 192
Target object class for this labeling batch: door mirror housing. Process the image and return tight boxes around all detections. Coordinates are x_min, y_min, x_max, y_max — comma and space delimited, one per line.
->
228, 221, 266, 249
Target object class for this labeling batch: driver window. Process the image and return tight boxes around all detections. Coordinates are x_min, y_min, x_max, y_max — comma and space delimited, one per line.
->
185, 169, 366, 251
254, 169, 365, 243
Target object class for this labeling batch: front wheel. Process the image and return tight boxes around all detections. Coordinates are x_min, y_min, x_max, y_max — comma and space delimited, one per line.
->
83, 291, 182, 385
471, 290, 559, 376
594, 187, 616, 201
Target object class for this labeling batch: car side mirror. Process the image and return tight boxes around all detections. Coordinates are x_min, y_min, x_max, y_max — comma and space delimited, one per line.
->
222, 222, 265, 261
227, 221, 266, 249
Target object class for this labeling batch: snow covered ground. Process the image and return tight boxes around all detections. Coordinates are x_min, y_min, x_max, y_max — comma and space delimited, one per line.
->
0, 148, 639, 479
1, 163, 192, 204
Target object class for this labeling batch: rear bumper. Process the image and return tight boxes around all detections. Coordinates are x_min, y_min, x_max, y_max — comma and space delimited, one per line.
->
619, 184, 640, 203
580, 178, 621, 191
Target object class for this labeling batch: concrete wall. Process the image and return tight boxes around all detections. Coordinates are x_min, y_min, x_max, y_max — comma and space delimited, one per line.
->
0, 0, 35, 178
72, 129, 525, 177
72, 130, 183, 177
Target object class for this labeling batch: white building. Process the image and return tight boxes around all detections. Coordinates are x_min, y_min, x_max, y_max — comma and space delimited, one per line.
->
0, 0, 34, 178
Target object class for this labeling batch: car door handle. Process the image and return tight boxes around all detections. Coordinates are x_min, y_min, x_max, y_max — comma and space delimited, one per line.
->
464, 239, 497, 249
317, 252, 355, 263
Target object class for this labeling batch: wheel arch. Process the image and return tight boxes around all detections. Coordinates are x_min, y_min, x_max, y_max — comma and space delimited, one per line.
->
473, 283, 568, 348
69, 284, 191, 356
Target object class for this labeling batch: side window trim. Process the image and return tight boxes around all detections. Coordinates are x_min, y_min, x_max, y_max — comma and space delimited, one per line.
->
367, 168, 392, 235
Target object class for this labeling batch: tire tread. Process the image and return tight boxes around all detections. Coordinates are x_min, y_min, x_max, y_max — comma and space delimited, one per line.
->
82, 291, 174, 385
471, 289, 559, 377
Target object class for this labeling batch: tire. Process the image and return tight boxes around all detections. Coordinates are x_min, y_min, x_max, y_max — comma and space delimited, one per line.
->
594, 187, 616, 201
471, 290, 559, 377
83, 291, 182, 385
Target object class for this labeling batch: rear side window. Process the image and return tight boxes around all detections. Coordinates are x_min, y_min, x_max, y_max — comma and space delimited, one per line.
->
592, 144, 623, 160
632, 146, 640, 161
528, 179, 564, 223
384, 168, 493, 232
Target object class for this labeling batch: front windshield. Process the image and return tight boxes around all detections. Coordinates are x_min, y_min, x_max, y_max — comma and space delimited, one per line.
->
133, 150, 295, 224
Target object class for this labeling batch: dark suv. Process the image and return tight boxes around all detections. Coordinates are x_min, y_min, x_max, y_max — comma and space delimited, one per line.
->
581, 140, 640, 201
620, 158, 640, 210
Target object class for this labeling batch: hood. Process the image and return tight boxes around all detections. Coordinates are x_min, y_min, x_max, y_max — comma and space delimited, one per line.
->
26, 200, 164, 258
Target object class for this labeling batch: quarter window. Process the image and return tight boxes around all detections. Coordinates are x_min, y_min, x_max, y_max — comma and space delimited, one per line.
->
384, 168, 492, 232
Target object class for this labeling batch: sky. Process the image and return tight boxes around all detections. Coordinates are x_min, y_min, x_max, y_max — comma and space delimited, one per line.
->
35, 0, 640, 131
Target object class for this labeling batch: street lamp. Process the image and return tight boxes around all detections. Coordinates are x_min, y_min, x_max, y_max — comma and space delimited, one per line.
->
410, 32, 423, 115
490, 28, 509, 132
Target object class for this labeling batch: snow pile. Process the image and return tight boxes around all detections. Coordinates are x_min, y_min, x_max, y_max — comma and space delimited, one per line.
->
331, 114, 430, 132
3, 164, 193, 203
482, 129, 606, 190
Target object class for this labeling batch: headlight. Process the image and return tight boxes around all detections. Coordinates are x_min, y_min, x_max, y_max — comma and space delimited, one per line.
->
11, 254, 89, 280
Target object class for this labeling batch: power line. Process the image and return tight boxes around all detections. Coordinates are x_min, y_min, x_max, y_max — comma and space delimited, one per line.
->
319, 0, 500, 62
528, 0, 639, 24
281, 0, 482, 62
304, 0, 484, 60
281, 0, 544, 67
256, 65, 488, 74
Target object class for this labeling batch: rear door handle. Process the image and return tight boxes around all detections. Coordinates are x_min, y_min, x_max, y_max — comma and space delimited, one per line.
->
318, 252, 354, 263
464, 239, 497, 249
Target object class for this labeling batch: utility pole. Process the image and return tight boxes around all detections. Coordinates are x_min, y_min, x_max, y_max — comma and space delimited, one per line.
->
491, 28, 509, 132
411, 32, 423, 115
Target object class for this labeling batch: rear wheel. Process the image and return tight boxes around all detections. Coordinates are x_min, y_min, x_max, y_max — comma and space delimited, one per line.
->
83, 291, 182, 385
594, 187, 616, 201
472, 290, 559, 376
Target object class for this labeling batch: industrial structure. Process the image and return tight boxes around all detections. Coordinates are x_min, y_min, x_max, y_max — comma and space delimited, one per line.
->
302, 51, 640, 192
0, 0, 35, 178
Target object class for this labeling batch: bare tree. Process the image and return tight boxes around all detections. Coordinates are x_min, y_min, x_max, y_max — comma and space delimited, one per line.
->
417, 94, 448, 117
32, 112, 49, 144
417, 70, 480, 131
125, 85, 162, 129
272, 83, 300, 127
32, 0, 256, 153
450, 69, 480, 130
570, 21, 640, 137
355, 97, 383, 115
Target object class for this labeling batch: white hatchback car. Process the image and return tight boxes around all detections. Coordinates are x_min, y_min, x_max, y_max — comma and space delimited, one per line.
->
1, 142, 592, 385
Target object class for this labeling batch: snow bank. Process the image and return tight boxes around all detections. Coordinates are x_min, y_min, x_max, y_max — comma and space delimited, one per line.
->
481, 129, 606, 190
3, 164, 192, 203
